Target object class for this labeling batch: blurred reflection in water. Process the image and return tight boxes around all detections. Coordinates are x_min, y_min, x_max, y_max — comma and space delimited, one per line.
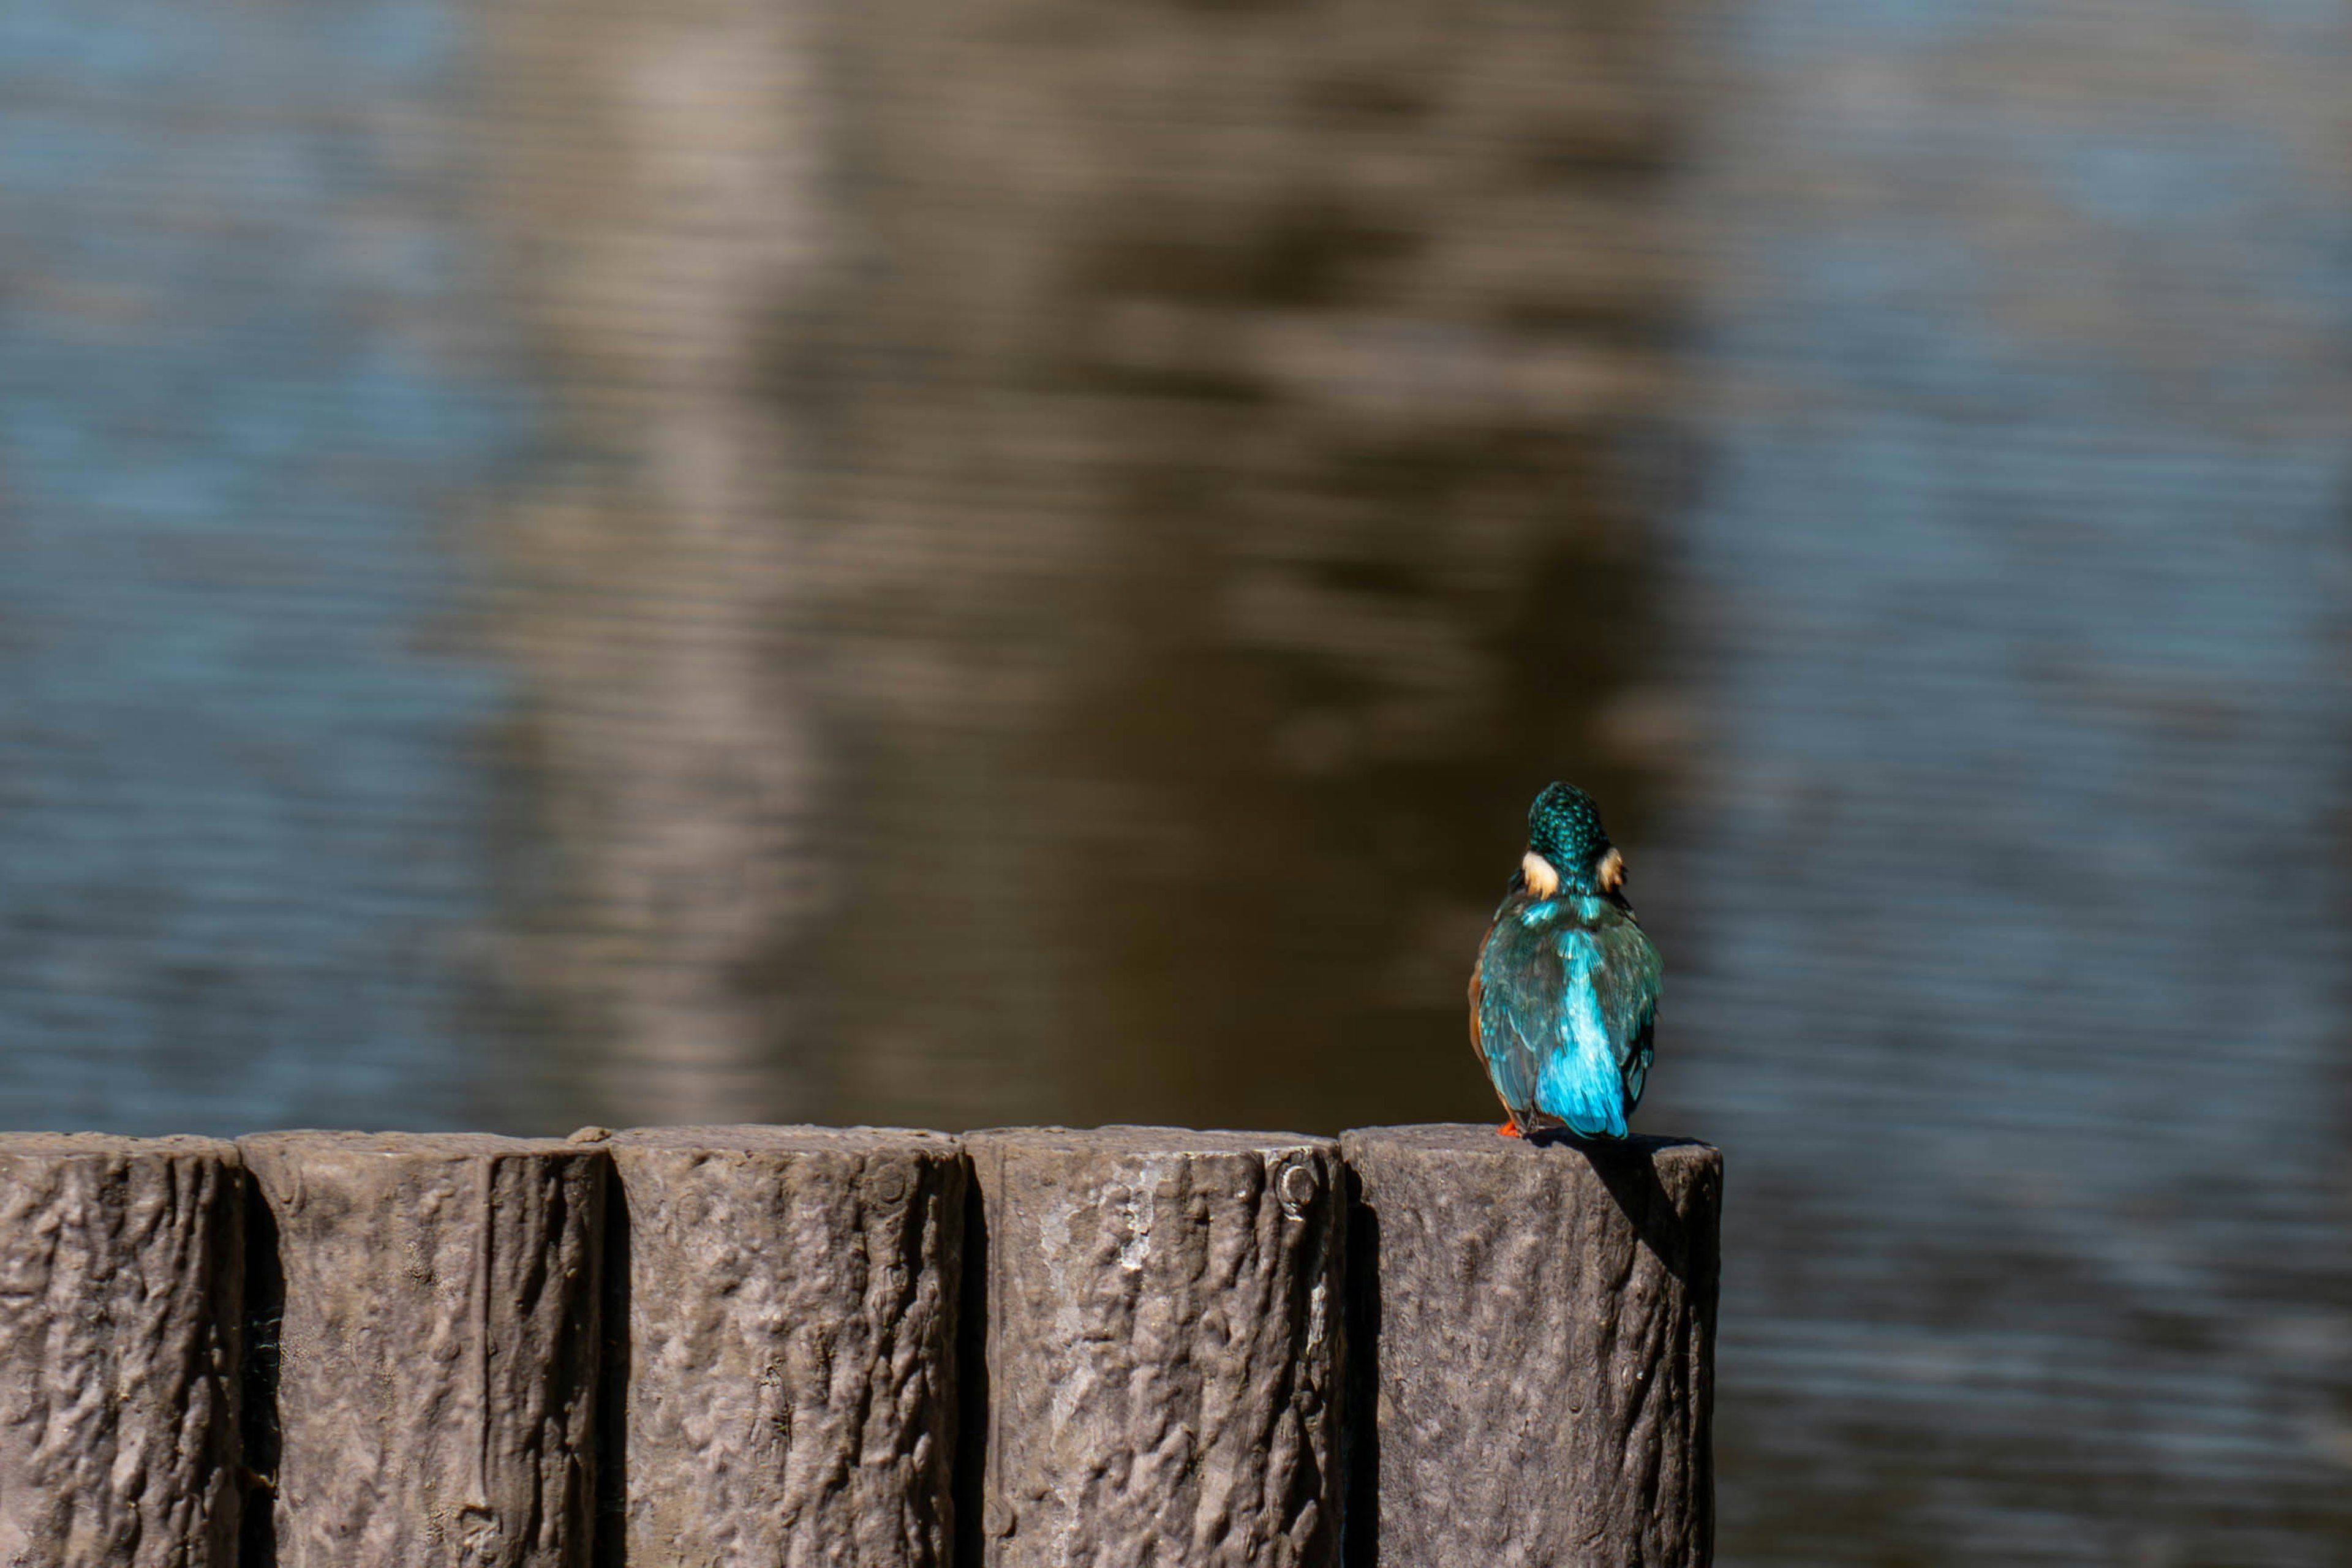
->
0, 0, 2348, 1562
785, 1, 1683, 1135
0, 0, 565, 1131
1658, 4, 2352, 1561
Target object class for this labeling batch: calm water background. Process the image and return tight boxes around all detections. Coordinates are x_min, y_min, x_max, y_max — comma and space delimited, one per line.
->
1668, 6, 2352, 1561
2, 0, 2348, 1561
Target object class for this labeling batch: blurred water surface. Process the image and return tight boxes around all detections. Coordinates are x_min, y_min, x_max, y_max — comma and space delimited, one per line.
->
1665, 4, 2352, 1561
0, 0, 551, 1129
1, 0, 2348, 1561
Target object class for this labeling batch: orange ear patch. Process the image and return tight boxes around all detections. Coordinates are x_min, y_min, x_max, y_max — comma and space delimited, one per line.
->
1596, 846, 1626, 894
1521, 851, 1561, 898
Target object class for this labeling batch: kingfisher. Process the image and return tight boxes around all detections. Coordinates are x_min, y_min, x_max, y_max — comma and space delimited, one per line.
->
1468, 782, 1661, 1140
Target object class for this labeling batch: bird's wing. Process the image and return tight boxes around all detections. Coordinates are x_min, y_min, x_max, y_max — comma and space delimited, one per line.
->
1589, 915, 1662, 1115
1477, 899, 1663, 1132
1473, 903, 1567, 1125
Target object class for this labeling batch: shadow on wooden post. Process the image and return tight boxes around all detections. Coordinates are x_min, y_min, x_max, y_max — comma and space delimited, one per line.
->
240, 1175, 284, 1568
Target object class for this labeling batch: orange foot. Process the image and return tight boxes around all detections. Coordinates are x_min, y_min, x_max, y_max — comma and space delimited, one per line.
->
1496, 1118, 1524, 1139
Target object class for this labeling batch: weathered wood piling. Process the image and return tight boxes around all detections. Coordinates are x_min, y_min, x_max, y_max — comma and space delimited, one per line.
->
600, 1125, 965, 1568
0, 1122, 1717, 1567
241, 1132, 606, 1568
1343, 1126, 1722, 1568
965, 1128, 1348, 1568
0, 1134, 245, 1568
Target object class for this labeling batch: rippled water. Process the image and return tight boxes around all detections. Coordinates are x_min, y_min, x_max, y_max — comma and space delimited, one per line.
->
1, 0, 2347, 1562
0, 0, 550, 1131
1664, 5, 2352, 1559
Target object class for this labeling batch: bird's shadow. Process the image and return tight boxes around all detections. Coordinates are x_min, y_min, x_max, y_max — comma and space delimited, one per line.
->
1525, 1128, 1708, 1286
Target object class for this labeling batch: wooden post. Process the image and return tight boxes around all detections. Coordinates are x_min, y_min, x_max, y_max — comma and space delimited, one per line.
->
1340, 1125, 1721, 1568
965, 1126, 1346, 1568
600, 1125, 965, 1567
240, 1132, 606, 1568
0, 1134, 244, 1567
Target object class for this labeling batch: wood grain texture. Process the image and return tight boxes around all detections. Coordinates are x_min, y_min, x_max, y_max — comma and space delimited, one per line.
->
601, 1125, 965, 1568
0, 1134, 244, 1568
241, 1132, 606, 1568
1340, 1125, 1719, 1568
967, 1126, 1345, 1568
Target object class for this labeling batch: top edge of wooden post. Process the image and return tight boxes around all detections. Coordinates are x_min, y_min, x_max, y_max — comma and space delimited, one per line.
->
238, 1129, 597, 1159
0, 1131, 240, 1158
963, 1123, 1338, 1157
1341, 1122, 1719, 1167
601, 1123, 962, 1155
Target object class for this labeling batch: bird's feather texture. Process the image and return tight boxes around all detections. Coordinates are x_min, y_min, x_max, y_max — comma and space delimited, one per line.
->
1469, 886, 1660, 1139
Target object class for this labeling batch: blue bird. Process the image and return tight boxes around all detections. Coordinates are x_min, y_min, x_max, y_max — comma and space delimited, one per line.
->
1468, 782, 1662, 1140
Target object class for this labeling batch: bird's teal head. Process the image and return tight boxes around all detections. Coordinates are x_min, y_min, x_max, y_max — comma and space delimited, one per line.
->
1522, 781, 1624, 899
